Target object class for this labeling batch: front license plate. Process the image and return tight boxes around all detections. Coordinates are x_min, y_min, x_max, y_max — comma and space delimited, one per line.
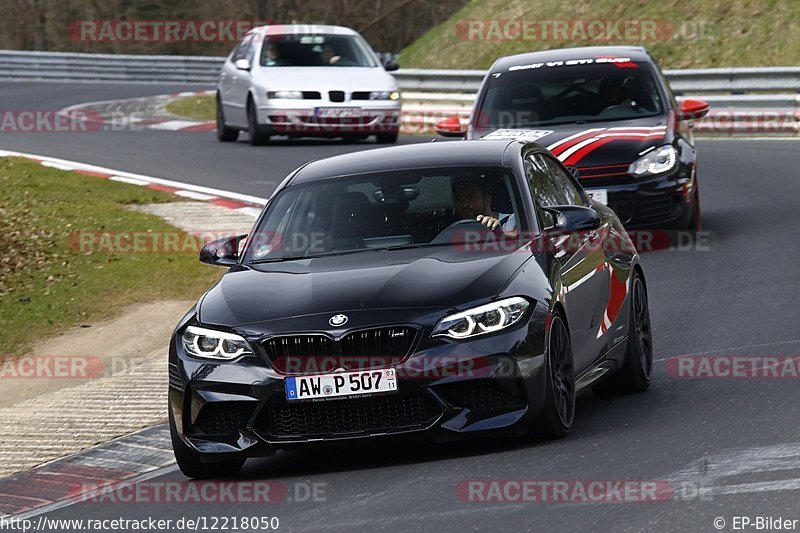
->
586, 188, 608, 205
315, 107, 362, 118
285, 368, 397, 401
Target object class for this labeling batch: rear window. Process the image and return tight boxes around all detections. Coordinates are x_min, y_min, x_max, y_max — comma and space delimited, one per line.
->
476, 59, 665, 128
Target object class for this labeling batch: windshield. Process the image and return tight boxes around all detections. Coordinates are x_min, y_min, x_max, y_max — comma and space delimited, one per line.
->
243, 167, 525, 263
476, 60, 665, 128
260, 33, 378, 68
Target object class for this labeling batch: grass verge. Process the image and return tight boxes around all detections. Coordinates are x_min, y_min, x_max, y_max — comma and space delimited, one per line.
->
0, 157, 222, 354
166, 95, 215, 121
400, 0, 800, 70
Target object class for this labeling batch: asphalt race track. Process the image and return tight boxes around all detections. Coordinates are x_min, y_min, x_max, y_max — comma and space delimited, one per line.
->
3, 82, 800, 531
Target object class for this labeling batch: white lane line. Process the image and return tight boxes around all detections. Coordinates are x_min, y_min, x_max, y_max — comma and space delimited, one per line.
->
0, 149, 268, 206
670, 443, 800, 497
712, 478, 800, 496
653, 338, 800, 363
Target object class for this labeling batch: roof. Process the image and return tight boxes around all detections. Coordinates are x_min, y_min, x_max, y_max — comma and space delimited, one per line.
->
490, 46, 652, 73
251, 24, 359, 37
290, 140, 519, 184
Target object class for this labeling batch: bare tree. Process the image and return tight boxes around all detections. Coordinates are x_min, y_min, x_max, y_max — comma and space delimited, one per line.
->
2, 0, 467, 55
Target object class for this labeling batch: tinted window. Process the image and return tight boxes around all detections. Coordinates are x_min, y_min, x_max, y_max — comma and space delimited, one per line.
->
525, 154, 568, 208
477, 61, 665, 128
540, 155, 586, 206
232, 34, 254, 61
243, 167, 523, 262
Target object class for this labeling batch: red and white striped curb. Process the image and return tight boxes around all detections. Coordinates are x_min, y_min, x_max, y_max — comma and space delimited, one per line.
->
0, 149, 267, 217
0, 425, 174, 518
58, 90, 217, 132
149, 90, 216, 131
146, 120, 216, 131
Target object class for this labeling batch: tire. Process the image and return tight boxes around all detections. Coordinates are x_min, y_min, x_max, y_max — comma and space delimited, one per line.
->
215, 96, 239, 142
593, 272, 653, 396
376, 131, 399, 144
534, 312, 575, 439
247, 98, 270, 146
169, 406, 245, 479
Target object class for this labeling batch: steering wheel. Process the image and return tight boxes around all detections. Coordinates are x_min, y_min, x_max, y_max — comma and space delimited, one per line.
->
551, 85, 594, 103
599, 104, 624, 114
430, 218, 498, 245
446, 218, 488, 229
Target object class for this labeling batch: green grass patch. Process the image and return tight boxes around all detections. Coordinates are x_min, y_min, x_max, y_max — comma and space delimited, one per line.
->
0, 158, 223, 354
166, 95, 215, 121
401, 0, 800, 70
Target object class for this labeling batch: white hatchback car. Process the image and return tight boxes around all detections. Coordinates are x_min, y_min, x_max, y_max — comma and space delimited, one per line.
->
216, 24, 402, 145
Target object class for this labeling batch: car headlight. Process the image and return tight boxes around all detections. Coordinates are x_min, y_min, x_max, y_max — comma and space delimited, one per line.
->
432, 297, 530, 340
629, 145, 677, 176
182, 326, 253, 360
370, 91, 401, 101
267, 91, 303, 99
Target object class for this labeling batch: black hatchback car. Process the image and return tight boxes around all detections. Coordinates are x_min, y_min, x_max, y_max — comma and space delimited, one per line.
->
169, 140, 653, 478
436, 46, 710, 229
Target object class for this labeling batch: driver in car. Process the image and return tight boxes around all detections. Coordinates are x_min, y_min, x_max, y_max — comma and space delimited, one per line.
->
596, 75, 638, 113
263, 44, 284, 66
319, 44, 342, 65
452, 177, 518, 235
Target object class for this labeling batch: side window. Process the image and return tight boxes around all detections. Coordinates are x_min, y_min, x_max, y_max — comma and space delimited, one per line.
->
540, 155, 587, 207
232, 34, 254, 62
525, 154, 568, 208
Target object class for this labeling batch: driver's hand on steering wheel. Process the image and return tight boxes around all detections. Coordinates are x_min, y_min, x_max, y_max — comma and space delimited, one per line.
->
476, 215, 519, 237
476, 215, 501, 230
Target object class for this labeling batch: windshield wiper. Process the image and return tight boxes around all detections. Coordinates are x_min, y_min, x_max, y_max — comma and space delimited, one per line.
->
248, 248, 380, 264
248, 254, 308, 264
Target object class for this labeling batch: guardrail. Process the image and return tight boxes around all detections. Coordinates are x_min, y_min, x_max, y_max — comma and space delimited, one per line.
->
3, 50, 800, 95
2, 50, 798, 135
0, 50, 225, 84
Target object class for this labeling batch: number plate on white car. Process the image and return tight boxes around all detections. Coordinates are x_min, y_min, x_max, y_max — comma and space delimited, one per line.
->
585, 189, 608, 205
285, 368, 397, 401
315, 107, 362, 118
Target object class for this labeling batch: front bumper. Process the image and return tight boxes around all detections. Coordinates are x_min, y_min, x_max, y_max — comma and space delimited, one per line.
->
168, 305, 549, 458
256, 101, 401, 136
580, 166, 696, 228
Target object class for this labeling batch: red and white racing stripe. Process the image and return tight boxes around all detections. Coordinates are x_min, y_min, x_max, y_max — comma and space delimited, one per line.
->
547, 126, 667, 165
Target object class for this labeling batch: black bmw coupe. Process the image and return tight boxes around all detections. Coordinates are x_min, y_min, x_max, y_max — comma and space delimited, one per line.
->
169, 140, 653, 478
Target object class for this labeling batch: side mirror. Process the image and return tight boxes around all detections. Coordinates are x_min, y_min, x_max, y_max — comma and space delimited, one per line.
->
434, 115, 467, 138
543, 206, 600, 232
200, 235, 247, 267
234, 58, 252, 71
383, 59, 399, 72
679, 98, 710, 120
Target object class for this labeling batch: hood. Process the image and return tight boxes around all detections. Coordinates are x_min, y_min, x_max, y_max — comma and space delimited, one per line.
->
252, 66, 397, 93
198, 246, 532, 329
471, 116, 673, 168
